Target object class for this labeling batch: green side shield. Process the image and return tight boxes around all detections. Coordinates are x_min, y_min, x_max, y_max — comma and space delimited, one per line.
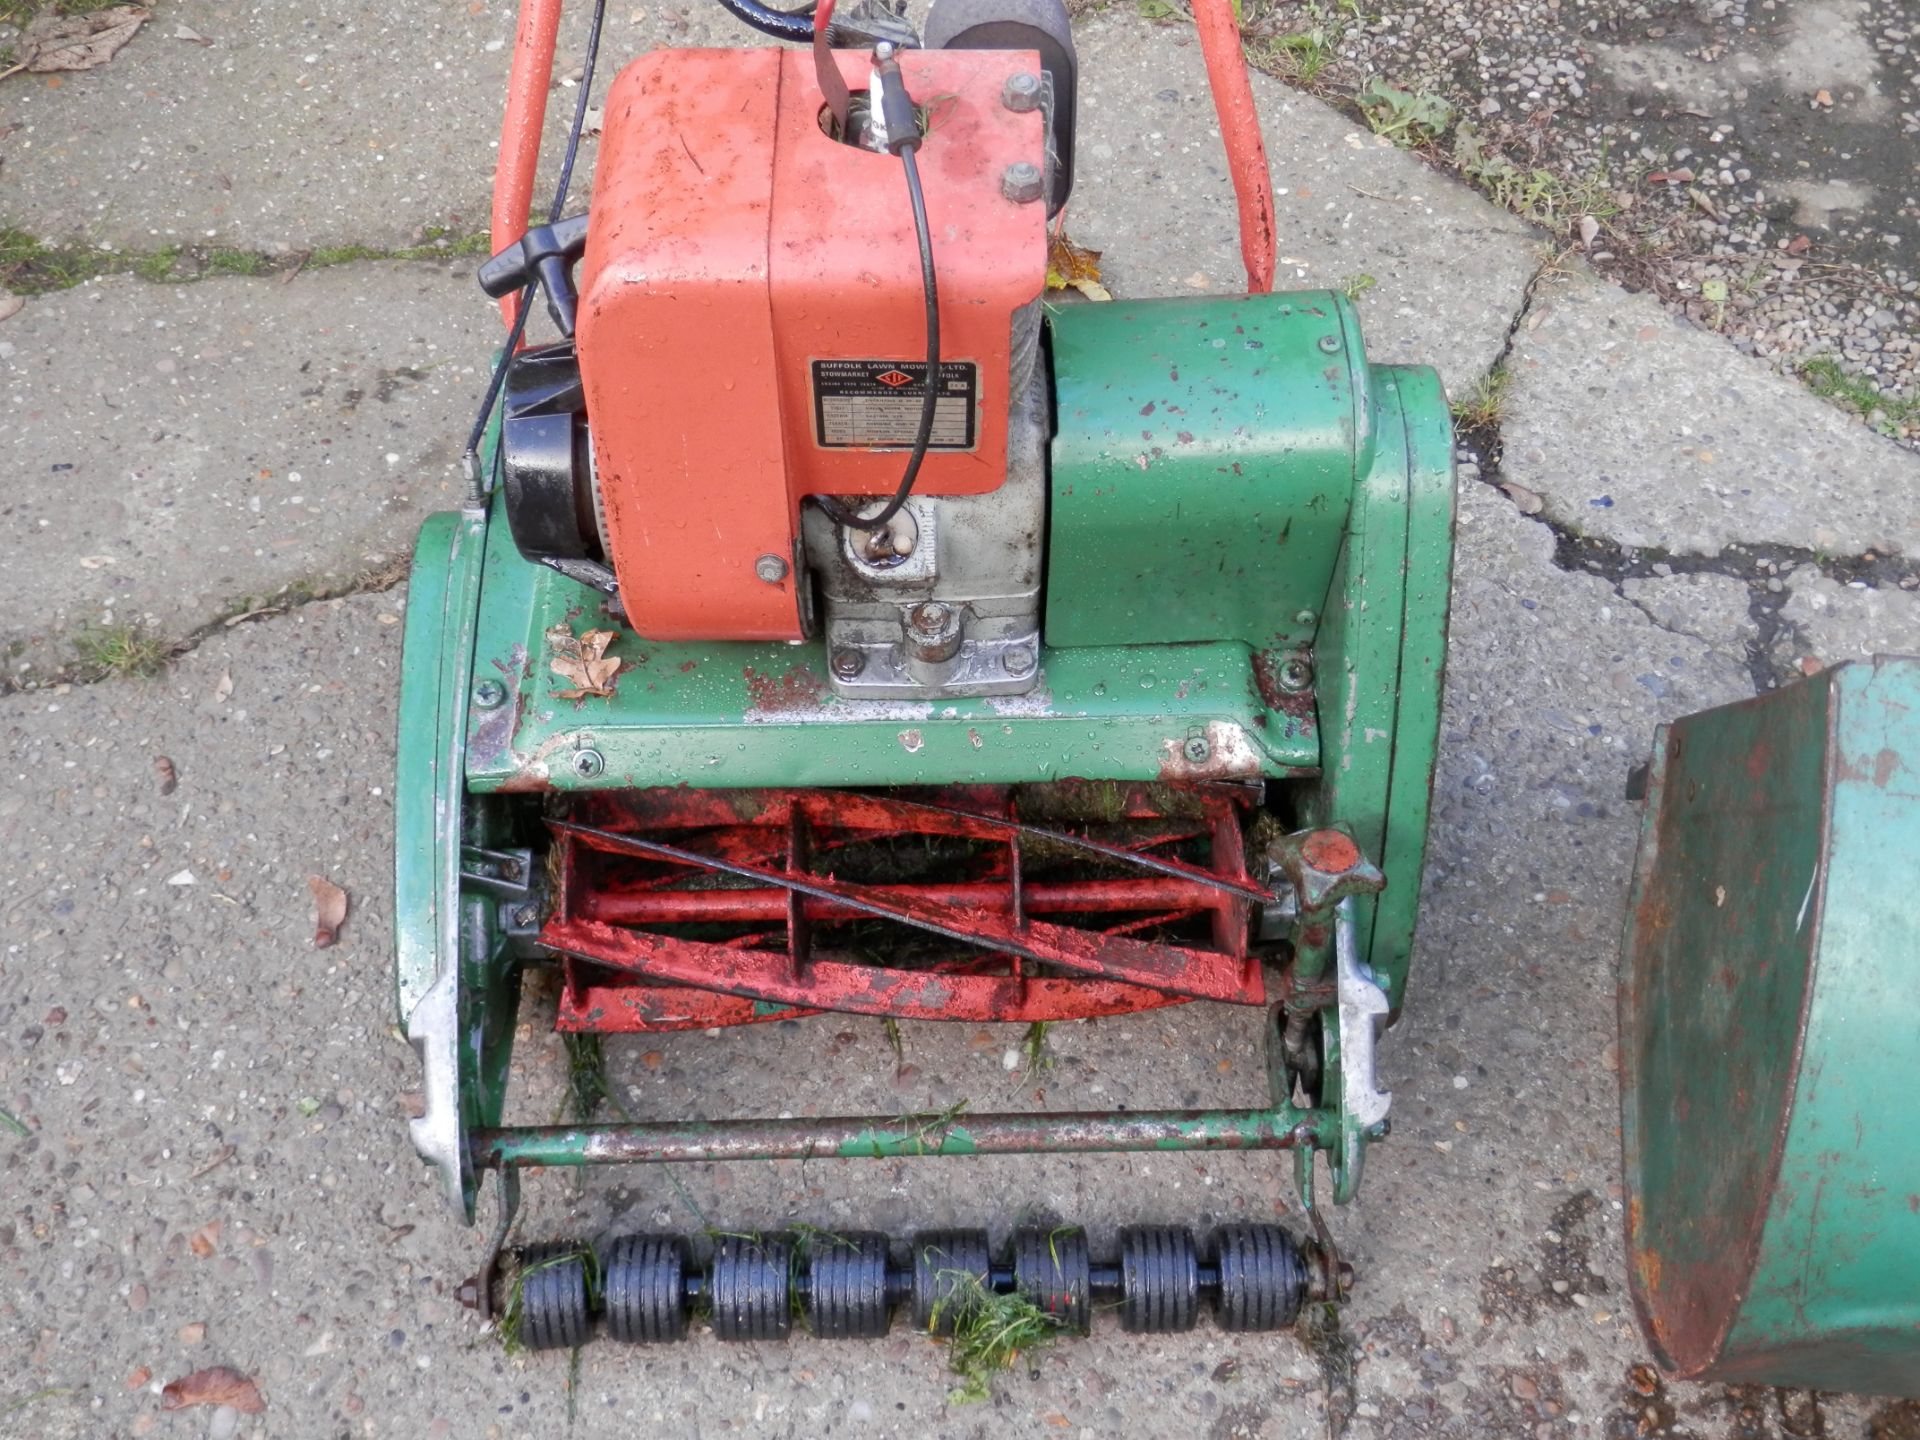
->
1621, 657, 1920, 1395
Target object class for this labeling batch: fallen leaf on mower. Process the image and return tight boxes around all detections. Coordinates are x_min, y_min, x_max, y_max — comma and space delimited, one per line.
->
309, 876, 349, 948
1046, 232, 1112, 302
547, 623, 623, 699
160, 1365, 264, 1414
12, 6, 150, 74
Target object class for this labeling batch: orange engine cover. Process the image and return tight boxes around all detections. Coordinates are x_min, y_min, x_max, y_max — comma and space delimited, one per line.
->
576, 46, 1049, 641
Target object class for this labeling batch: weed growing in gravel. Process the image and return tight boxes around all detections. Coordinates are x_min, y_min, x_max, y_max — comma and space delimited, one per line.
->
1799, 357, 1920, 435
1357, 77, 1454, 146
72, 623, 170, 679
1339, 272, 1377, 301
1246, 0, 1361, 87
932, 1273, 1062, 1404
1451, 124, 1620, 233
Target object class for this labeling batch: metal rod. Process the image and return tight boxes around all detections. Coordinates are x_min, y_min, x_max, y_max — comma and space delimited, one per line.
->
580, 876, 1212, 925
476, 1107, 1319, 1168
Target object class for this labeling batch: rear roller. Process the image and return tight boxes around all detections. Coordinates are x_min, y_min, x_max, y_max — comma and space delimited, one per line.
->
1118, 1225, 1201, 1334
909, 1228, 994, 1335
1013, 1226, 1093, 1335
515, 1242, 592, 1351
491, 1220, 1321, 1348
603, 1233, 689, 1344
709, 1233, 795, 1342
805, 1230, 893, 1339
1214, 1223, 1308, 1332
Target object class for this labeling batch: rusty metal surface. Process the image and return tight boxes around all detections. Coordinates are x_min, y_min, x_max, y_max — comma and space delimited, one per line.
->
1620, 657, 1920, 1395
543, 782, 1270, 1024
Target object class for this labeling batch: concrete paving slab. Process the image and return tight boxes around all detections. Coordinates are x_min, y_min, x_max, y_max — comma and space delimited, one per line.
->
1776, 570, 1920, 670
0, 0, 743, 253
8, 490, 1907, 1438
1619, 570, 1759, 660
1502, 266, 1920, 558
0, 262, 497, 680
1067, 14, 1540, 398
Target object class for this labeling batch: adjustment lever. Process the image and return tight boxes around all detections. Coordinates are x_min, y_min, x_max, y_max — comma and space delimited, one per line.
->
478, 213, 590, 339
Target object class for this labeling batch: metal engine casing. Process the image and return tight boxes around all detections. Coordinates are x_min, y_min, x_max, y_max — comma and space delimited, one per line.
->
800, 307, 1047, 699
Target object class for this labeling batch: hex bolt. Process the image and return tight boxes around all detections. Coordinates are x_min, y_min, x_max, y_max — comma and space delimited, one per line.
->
909, 602, 952, 634
1367, 1118, 1392, 1140
1183, 735, 1212, 764
473, 678, 507, 709
754, 554, 790, 584
1002, 644, 1036, 677
831, 648, 866, 680
1317, 334, 1342, 354
1002, 71, 1043, 112
513, 904, 539, 928
1277, 658, 1315, 692
572, 749, 605, 779
1001, 162, 1045, 204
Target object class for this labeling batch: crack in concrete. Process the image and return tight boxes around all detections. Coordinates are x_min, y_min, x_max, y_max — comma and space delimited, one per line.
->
1455, 260, 1920, 693
0, 564, 408, 699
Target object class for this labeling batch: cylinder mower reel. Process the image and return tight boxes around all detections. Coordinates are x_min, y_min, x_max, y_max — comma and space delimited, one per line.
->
395, 0, 1455, 1361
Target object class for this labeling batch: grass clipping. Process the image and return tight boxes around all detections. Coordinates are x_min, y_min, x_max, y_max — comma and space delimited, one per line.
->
931, 1272, 1063, 1405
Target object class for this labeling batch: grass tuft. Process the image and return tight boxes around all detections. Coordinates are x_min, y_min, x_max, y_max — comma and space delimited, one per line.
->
1019, 1021, 1054, 1078
932, 1272, 1062, 1404
72, 622, 169, 679
1799, 356, 1920, 435
1449, 366, 1511, 435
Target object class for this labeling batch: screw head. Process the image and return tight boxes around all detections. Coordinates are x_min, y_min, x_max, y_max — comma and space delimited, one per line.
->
1318, 334, 1342, 354
473, 678, 507, 709
754, 553, 789, 584
831, 648, 866, 679
1183, 735, 1212, 764
1001, 161, 1044, 204
1277, 658, 1314, 693
908, 601, 952, 634
1294, 608, 1318, 628
572, 749, 605, 779
1002, 71, 1043, 112
1001, 644, 1036, 676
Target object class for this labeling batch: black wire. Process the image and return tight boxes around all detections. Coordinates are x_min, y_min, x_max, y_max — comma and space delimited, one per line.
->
463, 0, 611, 485
711, 0, 816, 43
813, 145, 941, 532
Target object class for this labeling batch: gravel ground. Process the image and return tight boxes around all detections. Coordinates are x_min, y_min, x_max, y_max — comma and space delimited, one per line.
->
1138, 0, 1920, 446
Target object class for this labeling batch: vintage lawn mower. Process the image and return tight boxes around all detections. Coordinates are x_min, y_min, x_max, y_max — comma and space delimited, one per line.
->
394, 0, 1454, 1350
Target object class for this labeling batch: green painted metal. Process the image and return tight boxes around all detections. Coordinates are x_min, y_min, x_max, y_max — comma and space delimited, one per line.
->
1621, 657, 1920, 1395
1299, 366, 1455, 1008
392, 287, 1457, 1225
474, 1103, 1319, 1169
1045, 291, 1371, 651
393, 502, 523, 1221
462, 492, 1319, 792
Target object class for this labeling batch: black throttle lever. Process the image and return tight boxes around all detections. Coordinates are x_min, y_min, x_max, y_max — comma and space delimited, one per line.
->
478, 213, 590, 339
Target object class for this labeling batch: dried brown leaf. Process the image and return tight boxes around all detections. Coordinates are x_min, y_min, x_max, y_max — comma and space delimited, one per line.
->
160, 1365, 264, 1414
547, 623, 622, 698
0, 292, 23, 324
154, 755, 178, 795
1499, 481, 1545, 515
18, 6, 150, 73
1046, 232, 1112, 302
308, 875, 348, 948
